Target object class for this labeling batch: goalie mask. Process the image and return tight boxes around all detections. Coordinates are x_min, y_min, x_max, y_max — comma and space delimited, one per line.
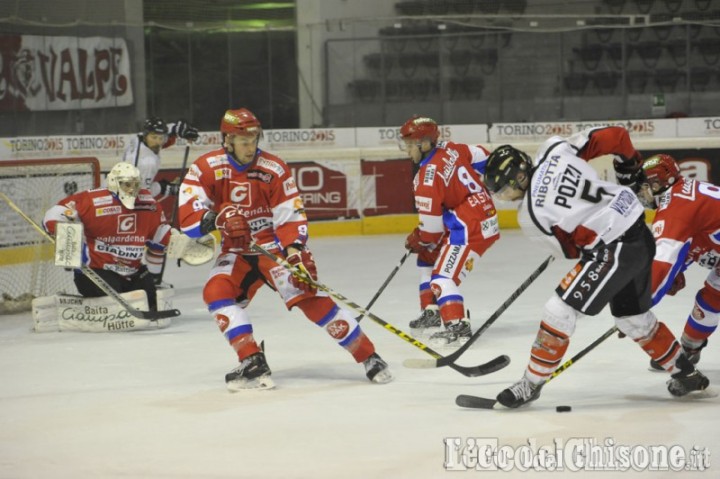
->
485, 145, 533, 201
639, 154, 681, 209
107, 162, 141, 209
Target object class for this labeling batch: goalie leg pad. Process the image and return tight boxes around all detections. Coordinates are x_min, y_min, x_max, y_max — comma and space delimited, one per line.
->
32, 291, 172, 332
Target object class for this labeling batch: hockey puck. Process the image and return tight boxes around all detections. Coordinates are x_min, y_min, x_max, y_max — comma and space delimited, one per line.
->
556, 405, 572, 413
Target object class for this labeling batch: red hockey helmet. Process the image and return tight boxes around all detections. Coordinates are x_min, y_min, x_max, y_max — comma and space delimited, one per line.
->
220, 108, 262, 137
642, 154, 681, 194
399, 115, 440, 143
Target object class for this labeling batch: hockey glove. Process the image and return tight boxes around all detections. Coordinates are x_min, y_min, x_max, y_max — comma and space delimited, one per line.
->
286, 247, 318, 292
405, 227, 434, 254
550, 225, 580, 259
172, 120, 200, 141
215, 204, 252, 251
200, 211, 218, 235
667, 272, 686, 296
613, 152, 645, 193
159, 177, 181, 196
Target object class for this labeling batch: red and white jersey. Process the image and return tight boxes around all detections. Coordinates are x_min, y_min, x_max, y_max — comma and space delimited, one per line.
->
412, 141, 499, 246
651, 177, 720, 304
518, 127, 645, 255
43, 188, 172, 276
178, 148, 307, 253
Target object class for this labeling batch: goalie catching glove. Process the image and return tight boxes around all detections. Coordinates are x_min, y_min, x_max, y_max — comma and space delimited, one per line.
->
215, 204, 252, 252
285, 246, 318, 292
166, 229, 215, 265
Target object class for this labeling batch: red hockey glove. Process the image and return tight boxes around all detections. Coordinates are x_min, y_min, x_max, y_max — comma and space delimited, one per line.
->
405, 227, 431, 254
215, 204, 251, 251
550, 225, 580, 259
418, 246, 441, 265
286, 248, 318, 292
667, 272, 686, 296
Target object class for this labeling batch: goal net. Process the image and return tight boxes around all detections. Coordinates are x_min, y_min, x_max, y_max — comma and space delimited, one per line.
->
0, 158, 101, 314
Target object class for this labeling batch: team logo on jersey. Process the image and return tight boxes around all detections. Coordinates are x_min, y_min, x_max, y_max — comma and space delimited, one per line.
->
651, 220, 665, 238
92, 195, 113, 206
464, 258, 474, 272
283, 177, 298, 195
423, 165, 436, 186
96, 206, 122, 217
415, 196, 433, 213
247, 170, 272, 183
229, 182, 252, 207
215, 168, 232, 180
481, 216, 499, 238
207, 156, 225, 168
117, 214, 137, 233
214, 314, 230, 332
559, 264, 581, 290
326, 319, 350, 340
257, 157, 285, 176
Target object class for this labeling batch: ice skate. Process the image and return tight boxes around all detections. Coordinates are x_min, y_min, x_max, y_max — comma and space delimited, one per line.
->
667, 354, 709, 397
650, 339, 706, 371
429, 319, 471, 346
363, 353, 393, 384
225, 352, 275, 391
409, 305, 441, 330
496, 376, 543, 408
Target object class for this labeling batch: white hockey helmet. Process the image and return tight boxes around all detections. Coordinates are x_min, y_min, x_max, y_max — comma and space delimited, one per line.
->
107, 162, 141, 209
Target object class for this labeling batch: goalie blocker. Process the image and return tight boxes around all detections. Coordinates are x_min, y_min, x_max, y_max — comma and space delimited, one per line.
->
32, 288, 175, 333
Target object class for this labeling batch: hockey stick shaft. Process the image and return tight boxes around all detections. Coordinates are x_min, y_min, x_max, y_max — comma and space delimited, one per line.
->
0, 192, 180, 321
250, 242, 490, 376
355, 249, 411, 321
456, 325, 619, 409
546, 325, 618, 384
407, 255, 554, 369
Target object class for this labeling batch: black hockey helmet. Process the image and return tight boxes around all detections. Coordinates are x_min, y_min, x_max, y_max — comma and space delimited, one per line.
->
485, 145, 533, 194
142, 116, 168, 136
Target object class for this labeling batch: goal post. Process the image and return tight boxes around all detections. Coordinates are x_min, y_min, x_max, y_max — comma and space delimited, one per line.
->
0, 157, 101, 314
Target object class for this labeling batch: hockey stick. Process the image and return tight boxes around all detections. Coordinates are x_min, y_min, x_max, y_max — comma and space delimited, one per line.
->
456, 325, 619, 409
404, 255, 554, 369
355, 249, 411, 321
158, 144, 191, 279
0, 192, 181, 321
250, 242, 509, 377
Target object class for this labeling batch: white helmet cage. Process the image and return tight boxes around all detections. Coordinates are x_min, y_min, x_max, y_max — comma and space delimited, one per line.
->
107, 162, 141, 209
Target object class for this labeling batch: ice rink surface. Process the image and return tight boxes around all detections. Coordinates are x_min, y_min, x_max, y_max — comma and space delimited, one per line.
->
1, 230, 718, 478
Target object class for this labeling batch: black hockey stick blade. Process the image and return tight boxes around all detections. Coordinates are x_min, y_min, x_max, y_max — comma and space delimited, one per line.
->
456, 394, 498, 409
134, 308, 182, 320
444, 354, 510, 377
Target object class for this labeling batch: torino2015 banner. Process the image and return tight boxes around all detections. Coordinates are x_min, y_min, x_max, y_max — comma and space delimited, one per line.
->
0, 34, 133, 111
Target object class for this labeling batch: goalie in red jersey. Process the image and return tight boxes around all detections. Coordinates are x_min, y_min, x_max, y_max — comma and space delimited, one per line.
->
178, 108, 392, 390
43, 162, 173, 311
639, 154, 720, 370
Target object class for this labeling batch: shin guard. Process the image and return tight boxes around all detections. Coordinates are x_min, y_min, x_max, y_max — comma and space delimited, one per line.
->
636, 321, 682, 372
526, 322, 570, 383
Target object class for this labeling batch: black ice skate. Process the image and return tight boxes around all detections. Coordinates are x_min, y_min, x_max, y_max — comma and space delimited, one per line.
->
650, 339, 707, 371
496, 377, 544, 408
429, 319, 471, 345
666, 353, 709, 397
363, 353, 393, 384
225, 352, 275, 391
409, 306, 441, 329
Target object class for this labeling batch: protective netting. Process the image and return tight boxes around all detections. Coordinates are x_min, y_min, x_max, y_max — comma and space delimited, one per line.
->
0, 158, 100, 314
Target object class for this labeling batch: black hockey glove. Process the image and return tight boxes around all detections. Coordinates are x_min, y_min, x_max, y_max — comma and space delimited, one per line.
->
613, 152, 645, 193
200, 210, 219, 235
172, 120, 199, 141
159, 178, 180, 196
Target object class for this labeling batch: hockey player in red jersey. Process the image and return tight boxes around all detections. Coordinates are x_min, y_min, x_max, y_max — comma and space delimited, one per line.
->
399, 115, 499, 345
43, 162, 173, 311
177, 108, 392, 390
483, 126, 708, 408
639, 154, 720, 369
